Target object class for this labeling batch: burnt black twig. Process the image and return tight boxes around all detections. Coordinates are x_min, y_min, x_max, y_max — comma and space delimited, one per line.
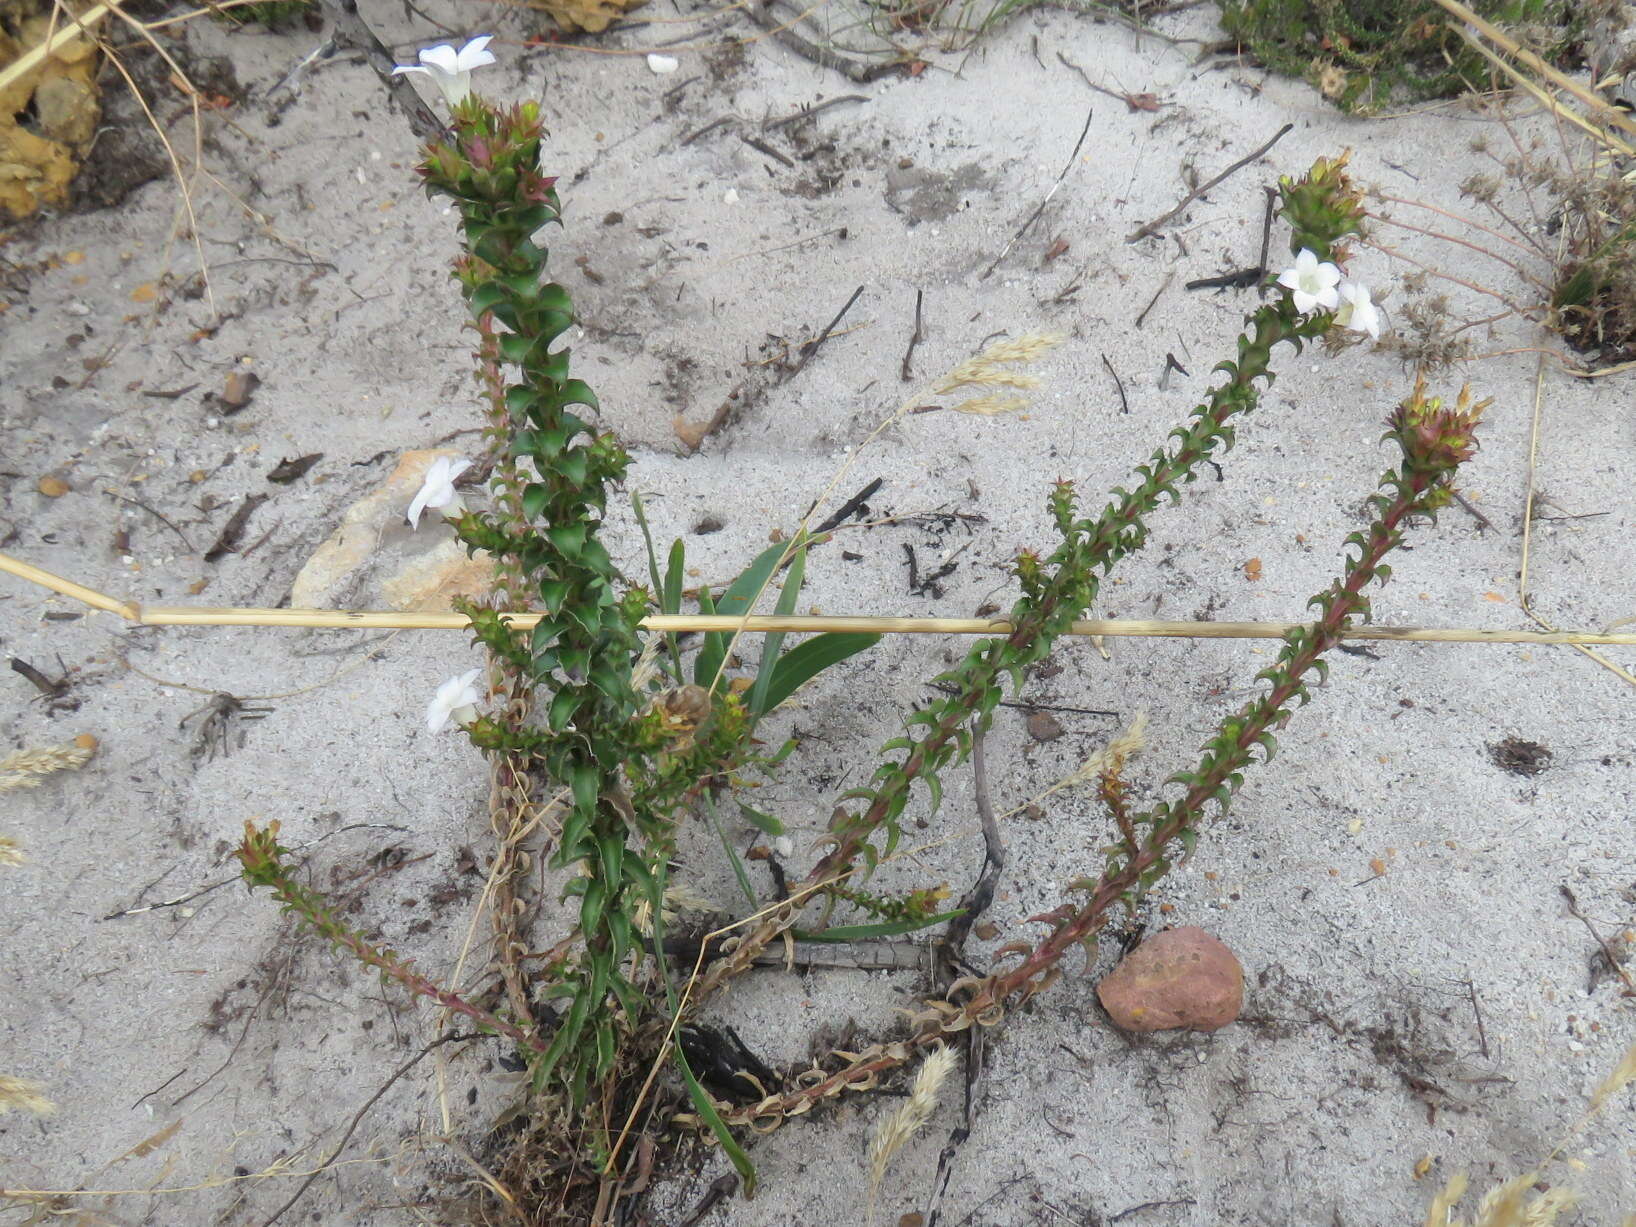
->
941, 727, 1006, 959
812, 477, 884, 535
1134, 272, 1173, 329
902, 288, 924, 381
739, 133, 794, 167
1102, 353, 1129, 413
10, 656, 69, 700
1190, 186, 1281, 292
788, 284, 865, 379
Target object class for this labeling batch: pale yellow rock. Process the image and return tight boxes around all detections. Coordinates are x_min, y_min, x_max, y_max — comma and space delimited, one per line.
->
380, 537, 493, 611
290, 449, 484, 609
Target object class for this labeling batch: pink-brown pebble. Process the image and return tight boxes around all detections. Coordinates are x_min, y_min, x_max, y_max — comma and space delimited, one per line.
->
1096, 925, 1244, 1033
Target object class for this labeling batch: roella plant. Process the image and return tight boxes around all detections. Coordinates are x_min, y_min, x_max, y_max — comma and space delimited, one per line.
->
234, 50, 1488, 1213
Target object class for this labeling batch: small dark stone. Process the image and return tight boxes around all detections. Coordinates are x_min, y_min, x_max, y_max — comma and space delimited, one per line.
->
1027, 711, 1064, 742
694, 516, 725, 535
602, 210, 625, 225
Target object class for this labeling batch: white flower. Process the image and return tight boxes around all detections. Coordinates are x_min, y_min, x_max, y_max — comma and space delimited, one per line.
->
391, 36, 497, 109
1334, 280, 1382, 340
407, 456, 472, 528
646, 53, 680, 74
1276, 248, 1342, 314
426, 668, 484, 733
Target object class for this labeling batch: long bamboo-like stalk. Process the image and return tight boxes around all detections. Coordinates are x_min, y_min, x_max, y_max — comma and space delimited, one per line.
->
2, 550, 1631, 645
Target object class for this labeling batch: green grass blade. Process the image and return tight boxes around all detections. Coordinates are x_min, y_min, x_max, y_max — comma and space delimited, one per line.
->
631, 492, 684, 682
747, 543, 807, 719
673, 1043, 757, 1196
693, 585, 726, 687
737, 802, 784, 837
793, 908, 964, 943
757, 632, 882, 715
706, 795, 759, 907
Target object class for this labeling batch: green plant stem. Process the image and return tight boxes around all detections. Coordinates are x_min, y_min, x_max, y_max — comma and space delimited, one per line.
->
690, 302, 1315, 1007
699, 384, 1481, 1126
238, 828, 545, 1053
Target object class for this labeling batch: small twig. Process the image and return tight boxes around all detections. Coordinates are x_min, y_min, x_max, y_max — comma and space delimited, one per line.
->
313, 0, 443, 142
1560, 885, 1636, 994
204, 494, 269, 562
1101, 353, 1129, 414
1054, 51, 1156, 111
811, 477, 884, 535
1452, 489, 1496, 533
9, 657, 67, 699
1134, 272, 1173, 329
902, 288, 925, 381
1127, 122, 1293, 242
788, 284, 865, 379
763, 93, 870, 130
679, 1173, 739, 1227
103, 490, 197, 553
743, 0, 896, 85
981, 107, 1094, 279
1109, 1199, 1197, 1223
663, 73, 702, 101
259, 1033, 470, 1227
680, 115, 731, 146
1465, 978, 1489, 1060
172, 974, 276, 1107
941, 726, 1006, 958
739, 132, 794, 167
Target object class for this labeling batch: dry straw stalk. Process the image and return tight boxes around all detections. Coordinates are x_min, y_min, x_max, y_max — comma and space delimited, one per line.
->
2, 550, 1632, 646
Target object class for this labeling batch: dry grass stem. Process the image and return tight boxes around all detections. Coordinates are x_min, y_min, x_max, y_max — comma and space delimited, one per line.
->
1071, 711, 1148, 786
0, 1075, 56, 1117
866, 1042, 956, 1196
0, 742, 95, 793
933, 331, 1064, 393
948, 393, 1030, 415
0, 837, 22, 867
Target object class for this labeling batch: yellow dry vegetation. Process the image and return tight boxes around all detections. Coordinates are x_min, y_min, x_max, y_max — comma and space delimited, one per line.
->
538, 0, 643, 36
0, 1, 100, 220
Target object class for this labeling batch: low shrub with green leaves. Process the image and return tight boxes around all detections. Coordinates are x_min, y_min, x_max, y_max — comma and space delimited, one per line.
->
232, 39, 1494, 1221
1217, 0, 1584, 113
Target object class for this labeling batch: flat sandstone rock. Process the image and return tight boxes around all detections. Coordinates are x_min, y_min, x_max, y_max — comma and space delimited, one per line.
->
1097, 925, 1244, 1033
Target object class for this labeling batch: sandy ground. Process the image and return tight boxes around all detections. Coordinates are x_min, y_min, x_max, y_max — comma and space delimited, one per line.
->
3, 0, 1635, 1223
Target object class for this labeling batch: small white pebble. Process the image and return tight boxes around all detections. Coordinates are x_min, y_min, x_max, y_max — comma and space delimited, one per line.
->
646, 53, 679, 74
723, 188, 739, 205
370, 150, 382, 161
206, 416, 220, 428
1196, 1050, 1207, 1063
121, 555, 134, 565
66, 301, 90, 316
774, 836, 794, 858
